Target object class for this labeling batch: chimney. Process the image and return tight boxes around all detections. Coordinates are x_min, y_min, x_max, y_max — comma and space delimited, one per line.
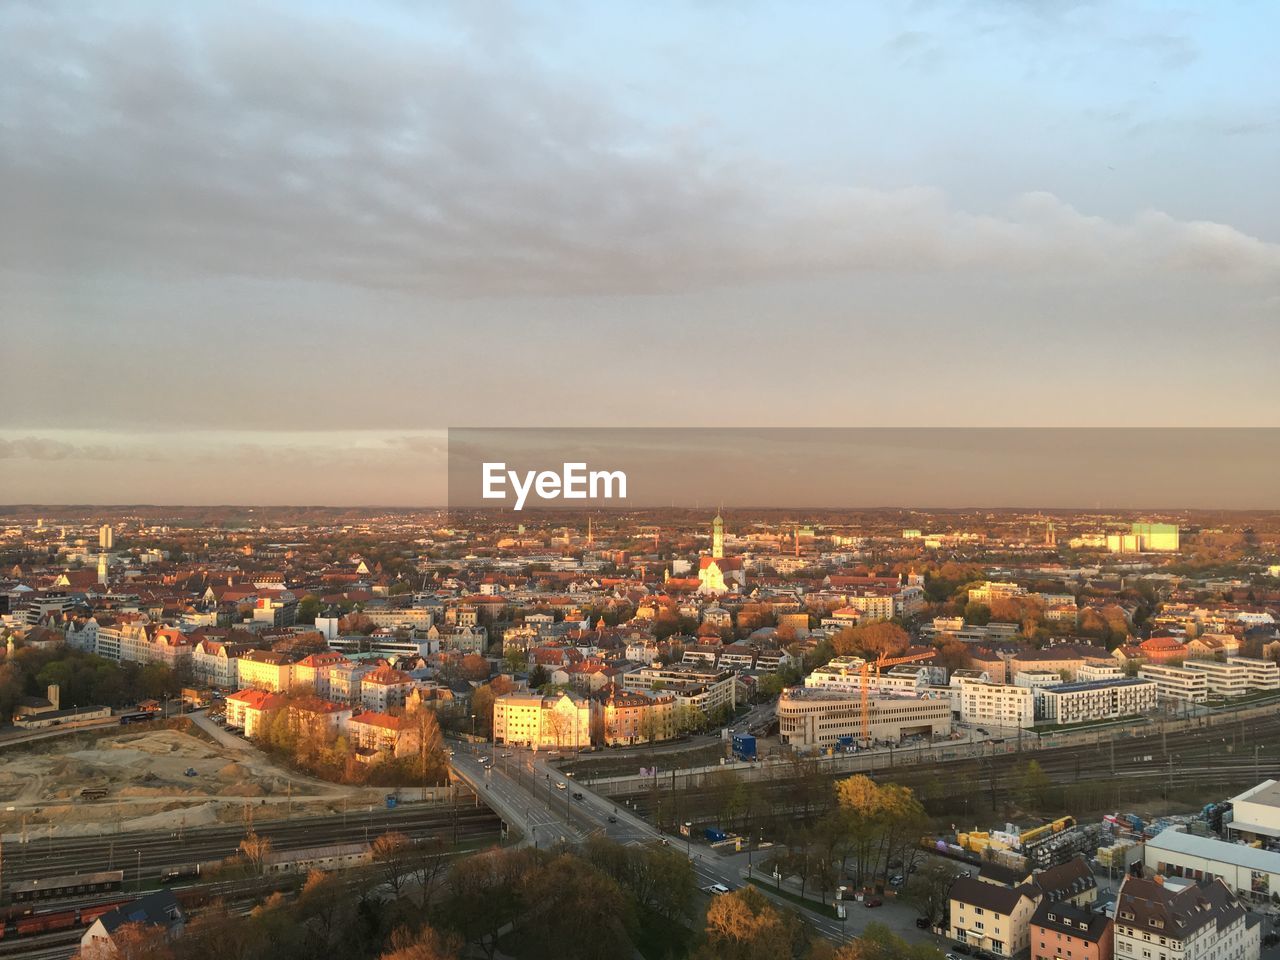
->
47, 684, 60, 711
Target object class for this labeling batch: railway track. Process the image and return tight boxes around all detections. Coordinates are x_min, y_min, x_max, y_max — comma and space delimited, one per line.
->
616, 708, 1280, 817
2, 804, 500, 888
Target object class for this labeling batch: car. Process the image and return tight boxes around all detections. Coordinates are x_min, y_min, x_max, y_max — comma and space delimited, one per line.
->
973, 951, 998, 960
864, 898, 883, 908
946, 954, 964, 960
556, 781, 567, 790
184, 767, 198, 777
951, 944, 971, 956
889, 875, 905, 887
915, 917, 931, 929
607, 815, 617, 823
705, 884, 730, 895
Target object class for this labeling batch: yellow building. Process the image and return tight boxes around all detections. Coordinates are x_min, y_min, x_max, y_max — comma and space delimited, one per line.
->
235, 649, 294, 691
493, 691, 592, 751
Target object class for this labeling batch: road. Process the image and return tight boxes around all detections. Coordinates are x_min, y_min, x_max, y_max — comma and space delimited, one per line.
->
450, 738, 885, 946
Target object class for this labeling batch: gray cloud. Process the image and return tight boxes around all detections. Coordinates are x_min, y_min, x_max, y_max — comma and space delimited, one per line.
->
1, 2, 1272, 299
0, 436, 146, 462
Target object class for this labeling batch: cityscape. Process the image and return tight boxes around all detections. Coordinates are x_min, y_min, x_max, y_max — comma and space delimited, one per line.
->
4, 0, 1280, 958
1, 507, 1280, 959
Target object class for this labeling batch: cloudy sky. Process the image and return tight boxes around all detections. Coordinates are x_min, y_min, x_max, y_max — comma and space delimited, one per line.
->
2, 0, 1277, 505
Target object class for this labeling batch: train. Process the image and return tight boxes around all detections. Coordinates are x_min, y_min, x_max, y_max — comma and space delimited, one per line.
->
0, 899, 129, 941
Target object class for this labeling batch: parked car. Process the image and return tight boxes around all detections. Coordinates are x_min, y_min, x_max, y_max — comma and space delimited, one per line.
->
864, 898, 883, 908
915, 917, 931, 929
889, 875, 905, 887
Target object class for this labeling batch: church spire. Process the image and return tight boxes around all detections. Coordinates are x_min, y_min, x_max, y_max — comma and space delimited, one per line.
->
712, 507, 724, 559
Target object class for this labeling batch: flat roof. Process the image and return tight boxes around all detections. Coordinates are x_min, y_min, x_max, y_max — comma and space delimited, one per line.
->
1146, 827, 1280, 875
1230, 779, 1280, 810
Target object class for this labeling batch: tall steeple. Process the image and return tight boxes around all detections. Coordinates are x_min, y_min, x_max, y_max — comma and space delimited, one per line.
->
712, 507, 724, 559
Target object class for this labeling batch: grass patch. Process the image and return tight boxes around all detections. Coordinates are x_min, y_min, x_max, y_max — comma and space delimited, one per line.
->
746, 877, 841, 919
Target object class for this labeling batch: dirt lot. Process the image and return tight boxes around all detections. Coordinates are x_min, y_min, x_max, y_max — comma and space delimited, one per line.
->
0, 725, 383, 838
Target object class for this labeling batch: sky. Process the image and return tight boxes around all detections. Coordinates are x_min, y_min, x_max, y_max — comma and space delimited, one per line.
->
1, 0, 1278, 505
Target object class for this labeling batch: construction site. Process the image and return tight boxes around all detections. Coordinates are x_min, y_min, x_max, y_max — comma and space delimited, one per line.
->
0, 723, 386, 840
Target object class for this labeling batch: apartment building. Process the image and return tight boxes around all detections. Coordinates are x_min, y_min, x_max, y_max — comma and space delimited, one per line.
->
622, 663, 736, 719
920, 619, 1021, 645
836, 592, 895, 621
291, 650, 350, 698
1190, 657, 1279, 697
869, 665, 929, 696
1010, 646, 1112, 682
1113, 875, 1257, 960
592, 684, 676, 746
224, 688, 289, 737
190, 638, 254, 689
493, 691, 592, 750
1038, 678, 1159, 725
949, 876, 1040, 958
777, 688, 951, 749
969, 582, 1026, 605
955, 678, 1035, 729
361, 607, 434, 631
1030, 901, 1112, 960
327, 660, 375, 705
347, 711, 415, 761
1139, 664, 1209, 704
804, 656, 868, 693
236, 648, 295, 692
359, 665, 415, 712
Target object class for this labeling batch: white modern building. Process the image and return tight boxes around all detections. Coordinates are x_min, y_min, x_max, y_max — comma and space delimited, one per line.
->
954, 678, 1035, 729
1139, 663, 1209, 704
1038, 678, 1159, 725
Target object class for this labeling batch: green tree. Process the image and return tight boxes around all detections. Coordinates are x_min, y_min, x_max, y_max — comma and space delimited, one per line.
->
1020, 759, 1051, 810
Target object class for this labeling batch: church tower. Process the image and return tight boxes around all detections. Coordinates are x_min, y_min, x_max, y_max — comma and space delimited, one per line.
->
712, 509, 724, 559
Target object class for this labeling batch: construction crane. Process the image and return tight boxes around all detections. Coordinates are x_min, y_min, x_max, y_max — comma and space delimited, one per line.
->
859, 650, 936, 747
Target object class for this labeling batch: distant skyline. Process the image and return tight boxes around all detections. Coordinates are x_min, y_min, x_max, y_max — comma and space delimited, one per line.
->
3, 428, 1279, 509
2, 1, 1278, 504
